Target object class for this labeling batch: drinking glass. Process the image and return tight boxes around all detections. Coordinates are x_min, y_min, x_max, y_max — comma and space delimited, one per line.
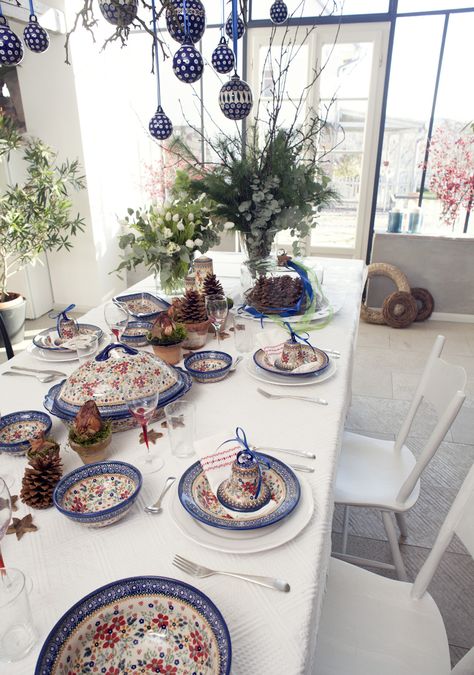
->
0, 568, 37, 662
205, 296, 228, 346
164, 400, 195, 458
104, 301, 129, 342
76, 334, 99, 365
0, 477, 12, 570
124, 377, 163, 474
232, 315, 254, 353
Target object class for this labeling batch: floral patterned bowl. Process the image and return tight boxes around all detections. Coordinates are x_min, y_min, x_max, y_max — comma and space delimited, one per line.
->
120, 320, 153, 347
53, 461, 142, 528
35, 576, 231, 675
0, 410, 52, 456
184, 351, 232, 383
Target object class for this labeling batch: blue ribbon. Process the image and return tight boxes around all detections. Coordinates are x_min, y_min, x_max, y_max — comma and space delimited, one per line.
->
182, 0, 190, 40
220, 427, 269, 499
49, 304, 76, 336
29, 0, 34, 17
231, 0, 238, 65
151, 0, 162, 106
283, 322, 315, 351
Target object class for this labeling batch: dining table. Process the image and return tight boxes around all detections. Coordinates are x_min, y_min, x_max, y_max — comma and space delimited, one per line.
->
1, 254, 365, 674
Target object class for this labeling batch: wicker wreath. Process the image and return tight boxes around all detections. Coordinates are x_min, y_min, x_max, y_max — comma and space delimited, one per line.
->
411, 287, 434, 322
361, 263, 411, 324
382, 291, 418, 328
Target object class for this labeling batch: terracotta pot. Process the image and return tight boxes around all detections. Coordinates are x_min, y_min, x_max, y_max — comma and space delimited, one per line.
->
181, 319, 210, 350
69, 433, 112, 464
0, 292, 26, 347
151, 342, 182, 365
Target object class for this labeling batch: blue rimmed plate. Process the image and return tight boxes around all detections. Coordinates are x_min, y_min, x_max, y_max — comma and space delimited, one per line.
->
115, 292, 170, 320
178, 453, 300, 531
253, 347, 330, 378
35, 576, 231, 675
0, 410, 52, 455
33, 324, 103, 352
121, 320, 153, 347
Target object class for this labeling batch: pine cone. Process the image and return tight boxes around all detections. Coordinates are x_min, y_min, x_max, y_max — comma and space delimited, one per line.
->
168, 297, 185, 323
179, 290, 208, 324
203, 274, 224, 300
20, 448, 63, 509
246, 275, 305, 314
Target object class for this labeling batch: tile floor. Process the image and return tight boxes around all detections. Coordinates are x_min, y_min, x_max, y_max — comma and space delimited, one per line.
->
2, 315, 474, 665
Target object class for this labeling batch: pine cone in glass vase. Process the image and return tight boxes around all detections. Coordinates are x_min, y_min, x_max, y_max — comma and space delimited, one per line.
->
179, 290, 208, 324
203, 274, 224, 300
20, 447, 63, 509
246, 275, 305, 314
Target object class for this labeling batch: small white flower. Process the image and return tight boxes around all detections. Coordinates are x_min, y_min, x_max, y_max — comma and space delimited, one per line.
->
194, 238, 203, 247
165, 212, 172, 221
177, 221, 185, 231
185, 239, 194, 249
163, 227, 173, 238
172, 213, 180, 222
224, 221, 235, 230
188, 213, 195, 221
156, 217, 164, 225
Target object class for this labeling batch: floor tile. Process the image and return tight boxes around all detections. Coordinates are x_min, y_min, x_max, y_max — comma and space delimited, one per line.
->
392, 371, 419, 401
352, 363, 393, 398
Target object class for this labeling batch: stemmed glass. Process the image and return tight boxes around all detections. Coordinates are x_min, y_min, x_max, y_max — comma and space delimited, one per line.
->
0, 477, 12, 571
104, 301, 129, 343
205, 296, 228, 347
124, 376, 164, 475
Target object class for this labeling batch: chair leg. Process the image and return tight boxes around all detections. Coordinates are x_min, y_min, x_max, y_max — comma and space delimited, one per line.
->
341, 506, 350, 554
382, 511, 408, 581
395, 512, 408, 540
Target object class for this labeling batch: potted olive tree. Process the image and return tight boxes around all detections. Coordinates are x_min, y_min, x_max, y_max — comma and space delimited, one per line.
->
0, 115, 85, 345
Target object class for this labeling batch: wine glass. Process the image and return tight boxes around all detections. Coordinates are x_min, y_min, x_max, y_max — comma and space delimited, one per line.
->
104, 301, 129, 343
124, 376, 163, 474
205, 296, 228, 346
0, 477, 12, 570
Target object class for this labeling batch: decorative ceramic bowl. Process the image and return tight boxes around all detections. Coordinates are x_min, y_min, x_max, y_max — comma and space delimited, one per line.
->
120, 320, 152, 347
0, 410, 52, 456
217, 451, 271, 512
114, 292, 170, 320
35, 576, 231, 675
184, 350, 232, 383
275, 340, 327, 372
53, 461, 142, 528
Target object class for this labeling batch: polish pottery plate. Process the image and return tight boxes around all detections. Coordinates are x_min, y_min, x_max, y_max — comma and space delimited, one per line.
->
246, 356, 337, 387
253, 347, 329, 378
33, 324, 103, 352
115, 292, 170, 320
27, 342, 79, 363
0, 410, 52, 455
178, 453, 300, 531
35, 576, 231, 675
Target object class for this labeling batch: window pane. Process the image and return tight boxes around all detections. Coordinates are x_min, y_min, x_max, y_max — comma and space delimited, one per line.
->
251, 0, 389, 20
398, 0, 474, 12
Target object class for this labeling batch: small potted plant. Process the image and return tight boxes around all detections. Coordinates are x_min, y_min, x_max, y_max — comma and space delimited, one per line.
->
169, 290, 210, 350
68, 400, 112, 464
147, 314, 187, 365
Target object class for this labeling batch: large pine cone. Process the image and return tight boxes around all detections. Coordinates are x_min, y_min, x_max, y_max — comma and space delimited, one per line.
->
203, 274, 224, 299
246, 275, 305, 314
180, 290, 208, 323
20, 449, 63, 509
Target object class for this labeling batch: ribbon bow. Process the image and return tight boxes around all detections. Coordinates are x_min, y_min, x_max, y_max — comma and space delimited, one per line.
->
49, 304, 77, 338
220, 427, 270, 500
283, 322, 315, 352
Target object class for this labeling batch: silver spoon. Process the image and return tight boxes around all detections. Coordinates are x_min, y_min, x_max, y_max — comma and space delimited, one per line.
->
230, 355, 243, 372
3, 371, 56, 383
144, 476, 176, 514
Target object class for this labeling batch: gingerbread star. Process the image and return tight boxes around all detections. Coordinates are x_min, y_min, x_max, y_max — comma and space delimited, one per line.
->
11, 495, 19, 512
7, 514, 38, 540
139, 429, 163, 445
219, 331, 231, 340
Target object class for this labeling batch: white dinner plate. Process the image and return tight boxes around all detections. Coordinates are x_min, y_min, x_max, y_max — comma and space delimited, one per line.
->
245, 355, 337, 387
27, 342, 79, 363
170, 476, 314, 554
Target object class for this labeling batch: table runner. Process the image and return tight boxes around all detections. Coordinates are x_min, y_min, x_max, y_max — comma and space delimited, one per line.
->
1, 256, 364, 674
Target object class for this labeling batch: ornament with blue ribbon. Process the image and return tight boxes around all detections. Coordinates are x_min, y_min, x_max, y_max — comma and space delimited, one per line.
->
211, 35, 235, 74
225, 13, 245, 40
149, 0, 173, 140
98, 0, 138, 27
166, 0, 205, 45
219, 74, 253, 121
172, 40, 204, 84
49, 304, 78, 340
0, 12, 23, 66
270, 0, 288, 24
23, 2, 49, 54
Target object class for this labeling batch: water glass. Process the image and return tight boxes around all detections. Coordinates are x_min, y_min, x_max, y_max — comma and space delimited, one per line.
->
76, 334, 99, 365
164, 400, 195, 458
232, 315, 254, 353
0, 568, 37, 663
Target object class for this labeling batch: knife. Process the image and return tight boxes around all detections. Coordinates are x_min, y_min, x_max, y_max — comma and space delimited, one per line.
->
255, 445, 316, 460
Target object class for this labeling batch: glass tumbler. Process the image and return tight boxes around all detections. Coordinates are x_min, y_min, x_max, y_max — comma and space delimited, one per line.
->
0, 568, 37, 663
232, 315, 254, 353
164, 400, 195, 458
76, 334, 99, 365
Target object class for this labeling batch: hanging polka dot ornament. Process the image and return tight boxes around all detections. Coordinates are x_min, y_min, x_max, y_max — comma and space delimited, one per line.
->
219, 74, 253, 121
149, 106, 173, 141
24, 16, 49, 53
166, 0, 205, 44
0, 14, 23, 66
211, 35, 234, 74
173, 40, 204, 84
98, 0, 138, 27
225, 13, 245, 40
270, 0, 288, 24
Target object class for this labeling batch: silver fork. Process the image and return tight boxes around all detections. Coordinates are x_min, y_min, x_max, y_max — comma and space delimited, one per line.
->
173, 555, 290, 592
257, 387, 328, 406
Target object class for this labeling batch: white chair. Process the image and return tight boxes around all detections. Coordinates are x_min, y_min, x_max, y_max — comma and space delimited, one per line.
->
315, 460, 474, 675
335, 334, 466, 580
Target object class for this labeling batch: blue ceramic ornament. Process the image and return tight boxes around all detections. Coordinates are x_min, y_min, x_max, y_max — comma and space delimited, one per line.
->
23, 15, 49, 53
219, 74, 253, 121
270, 0, 288, 24
166, 0, 205, 45
0, 16, 23, 66
98, 0, 138, 27
225, 13, 245, 40
149, 106, 173, 140
211, 35, 234, 74
172, 41, 203, 84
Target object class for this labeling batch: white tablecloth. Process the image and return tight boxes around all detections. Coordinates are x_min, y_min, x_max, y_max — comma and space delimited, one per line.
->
1, 256, 364, 674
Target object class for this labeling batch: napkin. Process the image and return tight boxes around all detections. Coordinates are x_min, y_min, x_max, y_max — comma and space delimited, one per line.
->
255, 329, 322, 374
194, 432, 276, 520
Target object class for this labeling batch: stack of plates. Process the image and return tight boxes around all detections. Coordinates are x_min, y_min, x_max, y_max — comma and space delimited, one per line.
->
247, 350, 337, 387
29, 324, 103, 362
172, 454, 314, 554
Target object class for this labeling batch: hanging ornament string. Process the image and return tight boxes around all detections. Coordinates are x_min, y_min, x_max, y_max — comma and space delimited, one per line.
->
151, 0, 162, 107
282, 322, 315, 351
181, 0, 190, 40
221, 0, 225, 35
231, 0, 238, 68
28, 0, 34, 15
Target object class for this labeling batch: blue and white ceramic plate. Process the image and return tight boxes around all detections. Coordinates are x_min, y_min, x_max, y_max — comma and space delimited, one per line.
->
121, 320, 153, 347
115, 292, 170, 320
35, 576, 232, 675
179, 453, 300, 531
32, 324, 103, 352
246, 356, 337, 388
253, 347, 329, 378
0, 410, 52, 455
